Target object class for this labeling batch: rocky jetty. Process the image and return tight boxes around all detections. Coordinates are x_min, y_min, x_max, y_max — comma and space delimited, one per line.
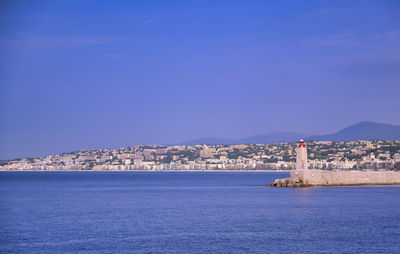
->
267, 177, 306, 187
268, 170, 400, 187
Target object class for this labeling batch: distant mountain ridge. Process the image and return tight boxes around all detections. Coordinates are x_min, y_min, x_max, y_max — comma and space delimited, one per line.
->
308, 121, 400, 142
177, 121, 400, 145
179, 132, 306, 146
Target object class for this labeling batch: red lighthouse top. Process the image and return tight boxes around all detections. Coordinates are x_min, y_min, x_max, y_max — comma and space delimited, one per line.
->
298, 139, 306, 147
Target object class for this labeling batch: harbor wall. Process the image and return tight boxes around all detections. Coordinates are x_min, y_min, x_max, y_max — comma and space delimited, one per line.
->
290, 170, 400, 186
269, 170, 400, 187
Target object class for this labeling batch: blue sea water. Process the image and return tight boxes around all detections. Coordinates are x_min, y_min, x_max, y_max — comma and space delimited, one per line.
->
0, 171, 399, 253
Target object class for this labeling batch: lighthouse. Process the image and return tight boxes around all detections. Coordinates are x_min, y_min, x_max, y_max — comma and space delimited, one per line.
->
296, 139, 308, 170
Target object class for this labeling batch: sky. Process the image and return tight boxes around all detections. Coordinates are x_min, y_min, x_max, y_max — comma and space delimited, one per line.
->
1, 0, 400, 159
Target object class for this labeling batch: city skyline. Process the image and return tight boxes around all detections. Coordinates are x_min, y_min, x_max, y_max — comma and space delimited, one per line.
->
1, 1, 400, 159
2, 139, 400, 171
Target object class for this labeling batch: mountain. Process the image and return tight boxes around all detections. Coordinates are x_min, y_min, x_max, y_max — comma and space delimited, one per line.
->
236, 132, 306, 144
177, 121, 400, 146
308, 121, 400, 141
178, 137, 236, 146
177, 132, 307, 146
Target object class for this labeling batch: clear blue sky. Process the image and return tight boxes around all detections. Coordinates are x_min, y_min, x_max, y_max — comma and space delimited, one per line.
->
1, 0, 400, 159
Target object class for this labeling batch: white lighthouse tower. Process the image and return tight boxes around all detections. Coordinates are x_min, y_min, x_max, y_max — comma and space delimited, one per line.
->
295, 139, 308, 170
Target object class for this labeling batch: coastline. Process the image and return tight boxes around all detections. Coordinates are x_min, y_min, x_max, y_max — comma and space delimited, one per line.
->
0, 169, 291, 173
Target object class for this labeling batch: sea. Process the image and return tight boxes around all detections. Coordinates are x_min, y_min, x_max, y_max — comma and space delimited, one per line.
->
0, 171, 399, 253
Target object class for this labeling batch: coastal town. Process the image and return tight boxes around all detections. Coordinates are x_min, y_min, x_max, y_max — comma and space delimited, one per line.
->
1, 140, 400, 171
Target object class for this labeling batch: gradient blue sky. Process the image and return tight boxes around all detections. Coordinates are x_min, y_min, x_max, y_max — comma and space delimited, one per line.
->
1, 0, 400, 159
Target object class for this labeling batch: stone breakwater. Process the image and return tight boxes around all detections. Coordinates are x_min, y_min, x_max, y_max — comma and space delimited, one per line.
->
267, 170, 400, 187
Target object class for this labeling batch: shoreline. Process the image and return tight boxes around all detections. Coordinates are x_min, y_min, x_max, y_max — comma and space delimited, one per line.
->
0, 169, 291, 173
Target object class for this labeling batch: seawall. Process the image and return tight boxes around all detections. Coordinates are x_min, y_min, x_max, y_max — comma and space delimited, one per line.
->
268, 170, 400, 187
